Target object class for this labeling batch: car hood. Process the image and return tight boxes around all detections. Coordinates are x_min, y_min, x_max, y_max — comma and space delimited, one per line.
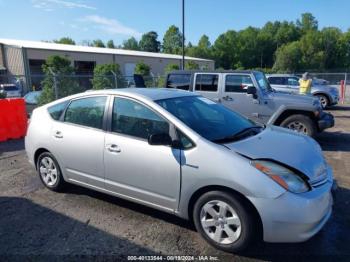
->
224, 125, 328, 183
269, 91, 317, 105
312, 84, 338, 93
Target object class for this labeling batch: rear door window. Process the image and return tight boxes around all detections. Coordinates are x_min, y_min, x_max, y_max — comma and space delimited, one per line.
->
64, 96, 107, 129
287, 77, 300, 86
166, 74, 191, 90
195, 74, 218, 92
225, 75, 253, 93
268, 77, 286, 85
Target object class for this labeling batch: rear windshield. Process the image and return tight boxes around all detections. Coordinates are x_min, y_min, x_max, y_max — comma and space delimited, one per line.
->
166, 74, 191, 90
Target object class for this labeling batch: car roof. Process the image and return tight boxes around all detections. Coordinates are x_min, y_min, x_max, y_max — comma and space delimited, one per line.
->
168, 70, 259, 75
266, 74, 297, 77
82, 88, 196, 101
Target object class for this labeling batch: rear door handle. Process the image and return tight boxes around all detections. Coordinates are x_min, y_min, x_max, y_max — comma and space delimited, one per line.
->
106, 144, 121, 153
54, 131, 63, 138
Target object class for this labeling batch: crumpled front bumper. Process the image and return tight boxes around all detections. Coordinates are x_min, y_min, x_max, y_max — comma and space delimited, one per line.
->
248, 178, 334, 243
318, 112, 334, 131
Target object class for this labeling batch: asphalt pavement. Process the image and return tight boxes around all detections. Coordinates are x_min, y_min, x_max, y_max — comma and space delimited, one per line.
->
1, 106, 350, 261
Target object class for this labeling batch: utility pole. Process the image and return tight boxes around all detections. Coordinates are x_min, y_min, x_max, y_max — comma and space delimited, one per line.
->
48, 68, 58, 100
181, 0, 185, 70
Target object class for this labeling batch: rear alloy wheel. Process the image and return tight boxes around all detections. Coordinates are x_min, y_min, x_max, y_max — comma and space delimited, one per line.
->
193, 191, 256, 253
280, 114, 317, 137
316, 94, 329, 109
37, 152, 66, 192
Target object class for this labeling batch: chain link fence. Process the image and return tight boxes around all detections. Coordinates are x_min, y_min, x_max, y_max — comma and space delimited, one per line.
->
0, 72, 349, 103
0, 73, 166, 99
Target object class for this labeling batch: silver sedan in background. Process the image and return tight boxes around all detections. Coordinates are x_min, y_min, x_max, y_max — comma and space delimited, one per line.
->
25, 88, 334, 252
266, 74, 339, 108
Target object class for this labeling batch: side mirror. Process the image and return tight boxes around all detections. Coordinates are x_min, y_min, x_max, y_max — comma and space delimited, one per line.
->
148, 133, 172, 146
246, 86, 258, 99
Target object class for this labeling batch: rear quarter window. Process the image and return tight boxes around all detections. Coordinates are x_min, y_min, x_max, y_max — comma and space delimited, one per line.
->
166, 74, 191, 90
195, 74, 218, 92
47, 101, 69, 120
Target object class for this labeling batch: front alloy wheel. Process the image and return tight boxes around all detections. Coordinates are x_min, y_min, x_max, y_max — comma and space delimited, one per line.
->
193, 191, 257, 253
200, 200, 242, 244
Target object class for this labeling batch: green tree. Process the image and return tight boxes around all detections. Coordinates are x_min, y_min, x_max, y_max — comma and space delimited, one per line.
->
139, 31, 160, 52
53, 37, 76, 45
185, 61, 199, 70
320, 27, 343, 69
38, 55, 82, 105
92, 39, 105, 48
187, 35, 212, 59
122, 37, 140, 50
275, 21, 301, 47
236, 27, 260, 69
135, 61, 151, 76
163, 25, 183, 54
157, 63, 180, 87
164, 63, 180, 74
338, 29, 350, 69
212, 30, 239, 69
92, 63, 121, 90
106, 40, 115, 48
273, 41, 302, 72
299, 31, 325, 70
297, 13, 318, 33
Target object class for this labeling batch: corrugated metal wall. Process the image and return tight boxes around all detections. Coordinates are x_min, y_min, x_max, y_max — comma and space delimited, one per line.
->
4, 46, 25, 76
0, 44, 5, 69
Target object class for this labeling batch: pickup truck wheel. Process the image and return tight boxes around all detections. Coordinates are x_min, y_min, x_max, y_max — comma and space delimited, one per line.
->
193, 191, 257, 253
280, 114, 317, 137
315, 94, 329, 109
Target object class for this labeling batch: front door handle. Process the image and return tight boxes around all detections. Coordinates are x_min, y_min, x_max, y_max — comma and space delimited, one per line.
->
222, 95, 233, 101
54, 131, 63, 138
106, 144, 121, 153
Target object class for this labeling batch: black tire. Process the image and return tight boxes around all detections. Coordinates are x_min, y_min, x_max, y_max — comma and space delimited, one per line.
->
36, 152, 66, 192
280, 114, 317, 137
193, 191, 257, 253
315, 94, 329, 109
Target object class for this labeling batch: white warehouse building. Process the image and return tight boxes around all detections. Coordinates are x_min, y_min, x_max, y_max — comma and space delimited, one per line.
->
0, 39, 214, 92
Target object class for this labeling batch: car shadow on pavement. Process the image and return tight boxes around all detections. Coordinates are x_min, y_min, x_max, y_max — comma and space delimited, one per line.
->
64, 185, 193, 231
317, 131, 350, 152
327, 105, 350, 111
0, 196, 160, 260
64, 183, 350, 260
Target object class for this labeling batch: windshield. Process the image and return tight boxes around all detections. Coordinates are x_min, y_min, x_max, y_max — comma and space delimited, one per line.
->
156, 96, 257, 142
254, 72, 273, 93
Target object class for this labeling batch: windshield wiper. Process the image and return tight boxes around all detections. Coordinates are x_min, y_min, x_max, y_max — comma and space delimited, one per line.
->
213, 126, 263, 143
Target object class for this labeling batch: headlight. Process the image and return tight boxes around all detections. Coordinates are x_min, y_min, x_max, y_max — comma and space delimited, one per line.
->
251, 160, 310, 193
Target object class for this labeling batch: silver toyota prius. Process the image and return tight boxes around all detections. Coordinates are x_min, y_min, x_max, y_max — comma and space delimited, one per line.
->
25, 88, 334, 252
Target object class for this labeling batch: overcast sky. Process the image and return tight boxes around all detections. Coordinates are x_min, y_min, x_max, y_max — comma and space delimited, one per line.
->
1, 0, 350, 45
